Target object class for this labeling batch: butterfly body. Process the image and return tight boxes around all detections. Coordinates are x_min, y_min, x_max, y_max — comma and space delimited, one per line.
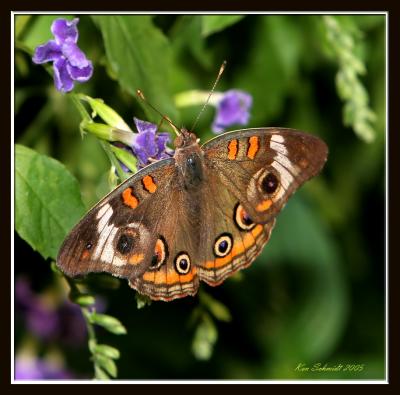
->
57, 127, 328, 301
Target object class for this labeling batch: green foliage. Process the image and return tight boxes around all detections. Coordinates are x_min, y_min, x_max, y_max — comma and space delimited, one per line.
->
15, 144, 86, 260
92, 16, 178, 122
234, 16, 304, 126
262, 198, 348, 364
19, 15, 74, 50
88, 313, 127, 335
192, 312, 218, 360
14, 14, 385, 380
323, 16, 377, 142
190, 290, 232, 360
201, 15, 245, 37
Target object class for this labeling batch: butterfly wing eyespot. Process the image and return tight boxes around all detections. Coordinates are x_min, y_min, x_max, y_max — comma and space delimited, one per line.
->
116, 233, 135, 255
260, 172, 280, 195
234, 203, 256, 231
149, 236, 168, 270
174, 252, 191, 275
214, 233, 233, 257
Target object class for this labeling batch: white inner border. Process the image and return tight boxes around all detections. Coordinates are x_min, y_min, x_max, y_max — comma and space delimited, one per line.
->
11, 11, 388, 385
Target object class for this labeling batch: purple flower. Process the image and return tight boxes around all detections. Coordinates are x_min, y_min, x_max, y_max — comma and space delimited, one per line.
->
32, 18, 93, 93
15, 355, 74, 380
212, 90, 252, 133
131, 118, 172, 167
15, 276, 87, 346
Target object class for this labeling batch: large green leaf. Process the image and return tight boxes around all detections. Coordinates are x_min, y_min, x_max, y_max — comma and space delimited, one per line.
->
15, 144, 86, 260
201, 15, 245, 37
170, 16, 213, 69
93, 16, 178, 122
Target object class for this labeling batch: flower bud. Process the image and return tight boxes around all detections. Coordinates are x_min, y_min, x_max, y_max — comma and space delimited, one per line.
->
80, 94, 132, 131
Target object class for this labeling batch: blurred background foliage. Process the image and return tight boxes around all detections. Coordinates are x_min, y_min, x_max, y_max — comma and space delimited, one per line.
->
14, 14, 385, 380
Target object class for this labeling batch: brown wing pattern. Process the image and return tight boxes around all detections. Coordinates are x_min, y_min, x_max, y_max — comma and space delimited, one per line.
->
202, 128, 328, 224
128, 184, 201, 301
57, 158, 178, 282
196, 169, 276, 286
58, 128, 327, 302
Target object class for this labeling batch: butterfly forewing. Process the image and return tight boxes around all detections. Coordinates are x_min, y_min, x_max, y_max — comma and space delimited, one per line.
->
202, 128, 328, 224
57, 158, 177, 281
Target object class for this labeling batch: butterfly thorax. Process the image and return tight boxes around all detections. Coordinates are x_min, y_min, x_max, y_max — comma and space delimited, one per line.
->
174, 129, 205, 190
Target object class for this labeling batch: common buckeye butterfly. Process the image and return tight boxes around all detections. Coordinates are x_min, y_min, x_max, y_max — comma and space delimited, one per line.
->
57, 127, 328, 301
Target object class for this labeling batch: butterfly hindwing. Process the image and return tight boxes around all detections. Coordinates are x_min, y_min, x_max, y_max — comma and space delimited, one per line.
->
196, 168, 276, 287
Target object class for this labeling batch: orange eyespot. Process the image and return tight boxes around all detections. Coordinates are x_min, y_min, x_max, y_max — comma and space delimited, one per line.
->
150, 237, 168, 270
234, 203, 256, 231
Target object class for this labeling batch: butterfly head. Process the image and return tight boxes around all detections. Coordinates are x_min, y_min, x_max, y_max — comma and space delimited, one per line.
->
174, 128, 199, 149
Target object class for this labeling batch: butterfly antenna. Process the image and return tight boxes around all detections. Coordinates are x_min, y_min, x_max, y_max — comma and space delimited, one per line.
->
136, 90, 180, 136
191, 60, 227, 131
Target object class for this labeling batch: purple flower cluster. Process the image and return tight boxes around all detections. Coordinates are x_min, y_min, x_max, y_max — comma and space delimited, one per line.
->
212, 89, 252, 133
15, 276, 87, 346
32, 18, 93, 93
131, 118, 172, 167
15, 355, 73, 380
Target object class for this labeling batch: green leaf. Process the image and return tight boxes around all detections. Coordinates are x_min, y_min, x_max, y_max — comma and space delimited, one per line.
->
192, 314, 218, 361
15, 144, 86, 260
199, 291, 232, 322
93, 16, 178, 123
90, 313, 127, 335
72, 294, 96, 307
95, 344, 120, 360
15, 15, 32, 39
201, 15, 245, 37
110, 145, 137, 173
88, 339, 97, 354
94, 365, 110, 380
79, 94, 132, 131
170, 16, 213, 69
94, 355, 117, 378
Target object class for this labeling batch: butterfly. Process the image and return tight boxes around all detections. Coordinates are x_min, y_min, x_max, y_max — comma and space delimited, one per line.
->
57, 127, 328, 301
